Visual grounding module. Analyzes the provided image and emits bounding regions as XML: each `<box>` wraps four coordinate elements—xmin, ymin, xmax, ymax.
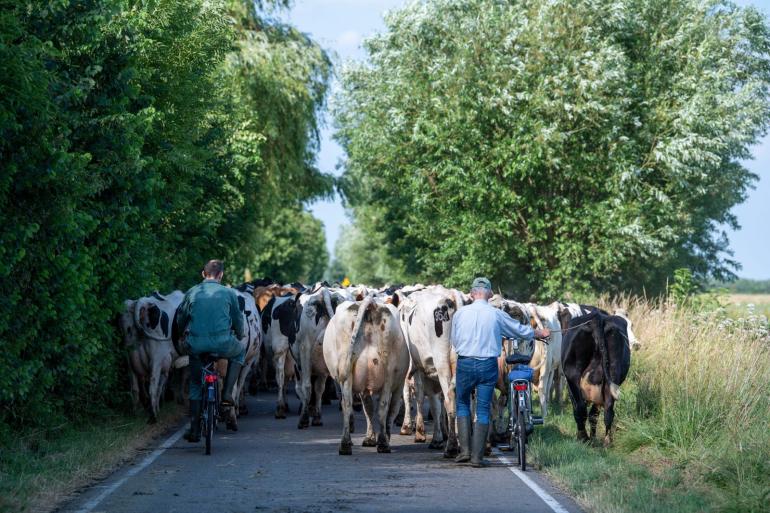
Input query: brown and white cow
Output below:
<box><xmin>119</xmin><ymin>290</ymin><xmax>183</xmax><ymax>423</ymax></box>
<box><xmin>323</xmin><ymin>296</ymin><xmax>409</xmax><ymax>455</ymax></box>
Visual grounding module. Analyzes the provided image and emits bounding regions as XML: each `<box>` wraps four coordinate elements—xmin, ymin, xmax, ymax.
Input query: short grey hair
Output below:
<box><xmin>203</xmin><ymin>259</ymin><xmax>224</xmax><ymax>277</ymax></box>
<box><xmin>471</xmin><ymin>287</ymin><xmax>492</xmax><ymax>298</ymax></box>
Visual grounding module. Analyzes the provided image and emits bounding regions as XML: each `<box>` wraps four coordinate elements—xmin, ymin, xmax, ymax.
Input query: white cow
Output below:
<box><xmin>397</xmin><ymin>286</ymin><xmax>465</xmax><ymax>458</ymax></box>
<box><xmin>323</xmin><ymin>296</ymin><xmax>409</xmax><ymax>455</ymax></box>
<box><xmin>224</xmin><ymin>289</ymin><xmax>263</xmax><ymax>429</ymax></box>
<box><xmin>294</xmin><ymin>287</ymin><xmax>335</xmax><ymax>429</ymax></box>
<box><xmin>119</xmin><ymin>290</ymin><xmax>183</xmax><ymax>423</ymax></box>
<box><xmin>525</xmin><ymin>303</ymin><xmax>564</xmax><ymax>417</ymax></box>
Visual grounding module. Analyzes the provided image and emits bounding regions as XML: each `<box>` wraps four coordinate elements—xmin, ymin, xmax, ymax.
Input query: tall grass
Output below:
<box><xmin>530</xmin><ymin>299</ymin><xmax>770</xmax><ymax>513</ymax></box>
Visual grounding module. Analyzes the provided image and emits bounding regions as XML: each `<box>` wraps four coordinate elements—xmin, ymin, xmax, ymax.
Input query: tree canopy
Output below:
<box><xmin>335</xmin><ymin>0</ymin><xmax>770</xmax><ymax>297</ymax></box>
<box><xmin>0</xmin><ymin>0</ymin><xmax>331</xmax><ymax>428</ymax></box>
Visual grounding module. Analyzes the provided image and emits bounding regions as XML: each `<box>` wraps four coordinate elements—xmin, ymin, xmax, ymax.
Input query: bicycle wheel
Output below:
<box><xmin>517</xmin><ymin>404</ymin><xmax>527</xmax><ymax>471</ymax></box>
<box><xmin>205</xmin><ymin>391</ymin><xmax>214</xmax><ymax>455</ymax></box>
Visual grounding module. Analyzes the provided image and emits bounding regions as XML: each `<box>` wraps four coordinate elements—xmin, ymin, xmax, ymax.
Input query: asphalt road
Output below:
<box><xmin>60</xmin><ymin>391</ymin><xmax>584</xmax><ymax>513</ymax></box>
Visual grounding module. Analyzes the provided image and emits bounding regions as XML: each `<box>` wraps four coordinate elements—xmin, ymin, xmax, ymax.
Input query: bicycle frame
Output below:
<box><xmin>201</xmin><ymin>361</ymin><xmax>219</xmax><ymax>455</ymax></box>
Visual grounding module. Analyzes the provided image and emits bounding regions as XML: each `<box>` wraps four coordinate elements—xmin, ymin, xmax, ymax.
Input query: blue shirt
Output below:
<box><xmin>451</xmin><ymin>299</ymin><xmax>535</xmax><ymax>358</ymax></box>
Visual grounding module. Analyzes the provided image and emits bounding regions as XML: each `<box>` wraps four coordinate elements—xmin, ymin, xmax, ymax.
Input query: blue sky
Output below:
<box><xmin>283</xmin><ymin>0</ymin><xmax>770</xmax><ymax>280</ymax></box>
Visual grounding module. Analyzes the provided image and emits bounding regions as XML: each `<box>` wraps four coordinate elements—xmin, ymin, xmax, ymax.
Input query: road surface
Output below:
<box><xmin>60</xmin><ymin>391</ymin><xmax>584</xmax><ymax>513</ymax></box>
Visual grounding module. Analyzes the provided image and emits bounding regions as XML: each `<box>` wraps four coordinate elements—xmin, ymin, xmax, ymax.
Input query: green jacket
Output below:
<box><xmin>176</xmin><ymin>279</ymin><xmax>244</xmax><ymax>346</ymax></box>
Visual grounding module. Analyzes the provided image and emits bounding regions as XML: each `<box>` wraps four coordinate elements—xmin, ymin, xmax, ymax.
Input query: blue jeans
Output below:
<box><xmin>455</xmin><ymin>356</ymin><xmax>498</xmax><ymax>425</ymax></box>
<box><xmin>188</xmin><ymin>335</ymin><xmax>246</xmax><ymax>401</ymax></box>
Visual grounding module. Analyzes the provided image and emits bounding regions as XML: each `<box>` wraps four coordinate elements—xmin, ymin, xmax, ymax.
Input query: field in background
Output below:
<box><xmin>724</xmin><ymin>294</ymin><xmax>770</xmax><ymax>319</ymax></box>
<box><xmin>528</xmin><ymin>299</ymin><xmax>770</xmax><ymax>513</ymax></box>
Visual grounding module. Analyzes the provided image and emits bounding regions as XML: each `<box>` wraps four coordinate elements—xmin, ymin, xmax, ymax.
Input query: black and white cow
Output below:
<box><xmin>261</xmin><ymin>293</ymin><xmax>301</xmax><ymax>418</ymax></box>
<box><xmin>293</xmin><ymin>287</ymin><xmax>336</xmax><ymax>429</ymax></box>
<box><xmin>561</xmin><ymin>311</ymin><xmax>631</xmax><ymax>446</ymax></box>
<box><xmin>119</xmin><ymin>290</ymin><xmax>184</xmax><ymax>423</ymax></box>
<box><xmin>397</xmin><ymin>285</ymin><xmax>466</xmax><ymax>458</ymax></box>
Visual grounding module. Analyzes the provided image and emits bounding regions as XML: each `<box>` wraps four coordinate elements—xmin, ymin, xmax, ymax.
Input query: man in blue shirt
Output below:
<box><xmin>451</xmin><ymin>277</ymin><xmax>550</xmax><ymax>467</ymax></box>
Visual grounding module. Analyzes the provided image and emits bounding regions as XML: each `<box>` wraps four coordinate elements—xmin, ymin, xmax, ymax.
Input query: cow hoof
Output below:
<box><xmin>298</xmin><ymin>420</ymin><xmax>309</xmax><ymax>429</ymax></box>
<box><xmin>339</xmin><ymin>443</ymin><xmax>353</xmax><ymax>456</ymax></box>
<box><xmin>239</xmin><ymin>405</ymin><xmax>248</xmax><ymax>416</ymax></box>
<box><xmin>377</xmin><ymin>445</ymin><xmax>391</xmax><ymax>454</ymax></box>
<box><xmin>444</xmin><ymin>447</ymin><xmax>458</xmax><ymax>458</ymax></box>
<box><xmin>428</xmin><ymin>439</ymin><xmax>444</xmax><ymax>450</ymax></box>
<box><xmin>147</xmin><ymin>417</ymin><xmax>158</xmax><ymax>425</ymax></box>
<box><xmin>577</xmin><ymin>431</ymin><xmax>589</xmax><ymax>443</ymax></box>
<box><xmin>400</xmin><ymin>426</ymin><xmax>413</xmax><ymax>436</ymax></box>
<box><xmin>227</xmin><ymin>420</ymin><xmax>238</xmax><ymax>432</ymax></box>
<box><xmin>414</xmin><ymin>433</ymin><xmax>427</xmax><ymax>443</ymax></box>
<box><xmin>322</xmin><ymin>397</ymin><xmax>331</xmax><ymax>405</ymax></box>
<box><xmin>603</xmin><ymin>436</ymin><xmax>612</xmax><ymax>448</ymax></box>
<box><xmin>275</xmin><ymin>412</ymin><xmax>287</xmax><ymax>419</ymax></box>
<box><xmin>362</xmin><ymin>437</ymin><xmax>377</xmax><ymax>447</ymax></box>
<box><xmin>311</xmin><ymin>417</ymin><xmax>323</xmax><ymax>427</ymax></box>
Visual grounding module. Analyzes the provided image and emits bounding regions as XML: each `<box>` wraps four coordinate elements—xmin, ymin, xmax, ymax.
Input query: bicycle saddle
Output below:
<box><xmin>506</xmin><ymin>353</ymin><xmax>532</xmax><ymax>365</ymax></box>
<box><xmin>199</xmin><ymin>353</ymin><xmax>222</xmax><ymax>363</ymax></box>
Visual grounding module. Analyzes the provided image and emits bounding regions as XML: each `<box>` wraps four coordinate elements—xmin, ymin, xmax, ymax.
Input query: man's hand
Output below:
<box><xmin>534</xmin><ymin>328</ymin><xmax>551</xmax><ymax>339</ymax></box>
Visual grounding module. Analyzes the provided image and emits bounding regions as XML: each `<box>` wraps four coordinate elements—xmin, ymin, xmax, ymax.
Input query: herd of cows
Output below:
<box><xmin>118</xmin><ymin>279</ymin><xmax>640</xmax><ymax>456</ymax></box>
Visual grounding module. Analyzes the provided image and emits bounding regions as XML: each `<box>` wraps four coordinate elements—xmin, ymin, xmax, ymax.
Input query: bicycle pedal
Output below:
<box><xmin>532</xmin><ymin>416</ymin><xmax>544</xmax><ymax>425</ymax></box>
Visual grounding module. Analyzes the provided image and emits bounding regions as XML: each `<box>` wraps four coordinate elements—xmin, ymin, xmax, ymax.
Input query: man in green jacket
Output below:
<box><xmin>176</xmin><ymin>259</ymin><xmax>245</xmax><ymax>442</ymax></box>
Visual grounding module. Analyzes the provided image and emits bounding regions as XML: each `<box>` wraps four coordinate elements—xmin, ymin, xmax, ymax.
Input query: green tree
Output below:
<box><xmin>0</xmin><ymin>0</ymin><xmax>332</xmax><ymax>429</ymax></box>
<box><xmin>336</xmin><ymin>0</ymin><xmax>770</xmax><ymax>297</ymax></box>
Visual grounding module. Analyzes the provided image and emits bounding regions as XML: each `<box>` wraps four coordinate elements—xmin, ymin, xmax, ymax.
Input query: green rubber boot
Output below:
<box><xmin>470</xmin><ymin>423</ymin><xmax>490</xmax><ymax>468</ymax></box>
<box><xmin>455</xmin><ymin>416</ymin><xmax>471</xmax><ymax>463</ymax></box>
<box><xmin>183</xmin><ymin>400</ymin><xmax>201</xmax><ymax>443</ymax></box>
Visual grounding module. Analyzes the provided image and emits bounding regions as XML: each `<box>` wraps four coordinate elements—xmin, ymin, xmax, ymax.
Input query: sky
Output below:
<box><xmin>282</xmin><ymin>0</ymin><xmax>770</xmax><ymax>280</ymax></box>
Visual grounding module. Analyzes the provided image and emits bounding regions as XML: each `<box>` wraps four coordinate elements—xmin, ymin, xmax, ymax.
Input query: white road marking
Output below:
<box><xmin>494</xmin><ymin>449</ymin><xmax>572</xmax><ymax>513</ymax></box>
<box><xmin>73</xmin><ymin>425</ymin><xmax>187</xmax><ymax>513</ymax></box>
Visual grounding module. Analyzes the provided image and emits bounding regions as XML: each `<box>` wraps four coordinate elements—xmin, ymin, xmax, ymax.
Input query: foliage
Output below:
<box><xmin>331</xmin><ymin>222</ymin><xmax>412</xmax><ymax>286</ymax></box>
<box><xmin>0</xmin><ymin>0</ymin><xmax>331</xmax><ymax>428</ymax></box>
<box><xmin>335</xmin><ymin>0</ymin><xmax>770</xmax><ymax>297</ymax></box>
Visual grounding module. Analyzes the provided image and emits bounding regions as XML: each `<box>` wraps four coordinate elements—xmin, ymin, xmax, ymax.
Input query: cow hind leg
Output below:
<box><xmin>427</xmin><ymin>392</ymin><xmax>445</xmax><ymax>450</ymax></box>
<box><xmin>399</xmin><ymin>379</ymin><xmax>414</xmax><ymax>435</ymax></box>
<box><xmin>603</xmin><ymin>396</ymin><xmax>616</xmax><ymax>447</ymax></box>
<box><xmin>311</xmin><ymin>374</ymin><xmax>326</xmax><ymax>426</ymax></box>
<box><xmin>438</xmin><ymin>374</ymin><xmax>458</xmax><ymax>458</ymax></box>
<box><xmin>413</xmin><ymin>374</ymin><xmax>427</xmax><ymax>443</ymax></box>
<box><xmin>274</xmin><ymin>352</ymin><xmax>288</xmax><ymax>419</ymax></box>
<box><xmin>339</xmin><ymin>379</ymin><xmax>354</xmax><ymax>455</ymax></box>
<box><xmin>361</xmin><ymin>393</ymin><xmax>377</xmax><ymax>447</ymax></box>
<box><xmin>564</xmin><ymin>372</ymin><xmax>589</xmax><ymax>442</ymax></box>
<box><xmin>376</xmin><ymin>388</ymin><xmax>395</xmax><ymax>453</ymax></box>
<box><xmin>588</xmin><ymin>404</ymin><xmax>600</xmax><ymax>441</ymax></box>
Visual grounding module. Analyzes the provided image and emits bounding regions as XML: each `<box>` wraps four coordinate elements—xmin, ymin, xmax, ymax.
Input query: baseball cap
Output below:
<box><xmin>471</xmin><ymin>277</ymin><xmax>492</xmax><ymax>290</ymax></box>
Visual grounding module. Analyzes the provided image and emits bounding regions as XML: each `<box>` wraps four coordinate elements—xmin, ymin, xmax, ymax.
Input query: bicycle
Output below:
<box><xmin>199</xmin><ymin>353</ymin><xmax>221</xmax><ymax>455</ymax></box>
<box><xmin>504</xmin><ymin>339</ymin><xmax>543</xmax><ymax>471</ymax></box>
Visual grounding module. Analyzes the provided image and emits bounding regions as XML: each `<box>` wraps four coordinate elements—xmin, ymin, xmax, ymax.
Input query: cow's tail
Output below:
<box><xmin>322</xmin><ymin>288</ymin><xmax>335</xmax><ymax>320</ymax></box>
<box><xmin>592</xmin><ymin>314</ymin><xmax>620</xmax><ymax>400</ymax></box>
<box><xmin>338</xmin><ymin>296</ymin><xmax>372</xmax><ymax>383</ymax></box>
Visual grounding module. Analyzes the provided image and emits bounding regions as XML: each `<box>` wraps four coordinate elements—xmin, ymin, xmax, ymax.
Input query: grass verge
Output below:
<box><xmin>0</xmin><ymin>405</ymin><xmax>183</xmax><ymax>513</ymax></box>
<box><xmin>526</xmin><ymin>300</ymin><xmax>770</xmax><ymax>513</ymax></box>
